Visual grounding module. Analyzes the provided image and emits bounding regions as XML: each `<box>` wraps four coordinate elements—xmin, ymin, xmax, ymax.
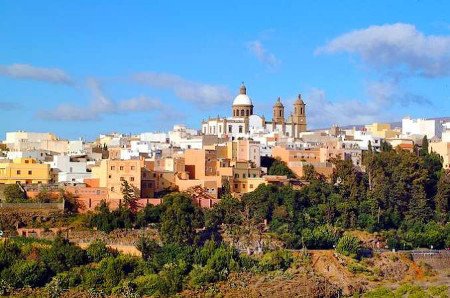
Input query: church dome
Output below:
<box><xmin>232</xmin><ymin>82</ymin><xmax>253</xmax><ymax>106</ymax></box>
<box><xmin>233</xmin><ymin>94</ymin><xmax>252</xmax><ymax>106</ymax></box>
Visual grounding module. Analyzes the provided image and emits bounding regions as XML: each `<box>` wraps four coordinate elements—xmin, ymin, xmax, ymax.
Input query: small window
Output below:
<box><xmin>243</xmin><ymin>174</ymin><xmax>246</xmax><ymax>178</ymax></box>
<box><xmin>242</xmin><ymin>184</ymin><xmax>245</xmax><ymax>188</ymax></box>
<box><xmin>16</xmin><ymin>170</ymin><xmax>21</xmax><ymax>175</ymax></box>
<box><xmin>234</xmin><ymin>184</ymin><xmax>238</xmax><ymax>188</ymax></box>
<box><xmin>239</xmin><ymin>126</ymin><xmax>243</xmax><ymax>133</ymax></box>
<box><xmin>108</xmin><ymin>175</ymin><xmax>112</xmax><ymax>178</ymax></box>
<box><xmin>228</xmin><ymin>125</ymin><xmax>232</xmax><ymax>133</ymax></box>
<box><xmin>28</xmin><ymin>170</ymin><xmax>32</xmax><ymax>175</ymax></box>
<box><xmin>25</xmin><ymin>160</ymin><xmax>29</xmax><ymax>164</ymax></box>
<box><xmin>111</xmin><ymin>187</ymin><xmax>114</xmax><ymax>191</ymax></box>
<box><xmin>131</xmin><ymin>166</ymin><xmax>135</xmax><ymax>170</ymax></box>
<box><xmin>120</xmin><ymin>177</ymin><xmax>124</xmax><ymax>181</ymax></box>
<box><xmin>250</xmin><ymin>184</ymin><xmax>253</xmax><ymax>189</ymax></box>
<box><xmin>130</xmin><ymin>177</ymin><xmax>135</xmax><ymax>182</ymax></box>
<box><xmin>111</xmin><ymin>166</ymin><xmax>115</xmax><ymax>170</ymax></box>
<box><xmin>120</xmin><ymin>166</ymin><xmax>124</xmax><ymax>170</ymax></box>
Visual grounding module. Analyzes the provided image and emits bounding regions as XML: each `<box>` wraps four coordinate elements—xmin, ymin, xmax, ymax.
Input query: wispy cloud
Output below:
<box><xmin>133</xmin><ymin>72</ymin><xmax>231</xmax><ymax>107</ymax></box>
<box><xmin>316</xmin><ymin>23</ymin><xmax>450</xmax><ymax>78</ymax></box>
<box><xmin>301</xmin><ymin>80</ymin><xmax>430</xmax><ymax>128</ymax></box>
<box><xmin>247</xmin><ymin>40</ymin><xmax>281</xmax><ymax>69</ymax></box>
<box><xmin>0</xmin><ymin>101</ymin><xmax>21</xmax><ymax>111</ymax></box>
<box><xmin>0</xmin><ymin>63</ymin><xmax>73</xmax><ymax>84</ymax></box>
<box><xmin>37</xmin><ymin>78</ymin><xmax>163</xmax><ymax>121</ymax></box>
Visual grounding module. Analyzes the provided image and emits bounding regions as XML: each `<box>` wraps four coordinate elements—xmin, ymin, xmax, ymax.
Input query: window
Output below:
<box><xmin>229</xmin><ymin>125</ymin><xmax>232</xmax><ymax>133</ymax></box>
<box><xmin>111</xmin><ymin>166</ymin><xmax>115</xmax><ymax>170</ymax></box>
<box><xmin>219</xmin><ymin>126</ymin><xmax>222</xmax><ymax>133</ymax></box>
<box><xmin>16</xmin><ymin>170</ymin><xmax>21</xmax><ymax>175</ymax></box>
<box><xmin>253</xmin><ymin>174</ymin><xmax>256</xmax><ymax>178</ymax></box>
<box><xmin>120</xmin><ymin>166</ymin><xmax>124</xmax><ymax>170</ymax></box>
<box><xmin>96</xmin><ymin>190</ymin><xmax>100</xmax><ymax>195</ymax></box>
<box><xmin>246</xmin><ymin>110</ymin><xmax>249</xmax><ymax>116</ymax></box>
<box><xmin>120</xmin><ymin>177</ymin><xmax>124</xmax><ymax>181</ymax></box>
<box><xmin>234</xmin><ymin>173</ymin><xmax>239</xmax><ymax>178</ymax></box>
<box><xmin>250</xmin><ymin>184</ymin><xmax>253</xmax><ymax>189</ymax></box>
<box><xmin>130</xmin><ymin>177</ymin><xmax>135</xmax><ymax>182</ymax></box>
<box><xmin>25</xmin><ymin>160</ymin><xmax>29</xmax><ymax>164</ymax></box>
<box><xmin>108</xmin><ymin>175</ymin><xmax>112</xmax><ymax>178</ymax></box>
<box><xmin>131</xmin><ymin>166</ymin><xmax>135</xmax><ymax>170</ymax></box>
<box><xmin>28</xmin><ymin>170</ymin><xmax>32</xmax><ymax>175</ymax></box>
<box><xmin>279</xmin><ymin>110</ymin><xmax>282</xmax><ymax>117</ymax></box>
<box><xmin>234</xmin><ymin>184</ymin><xmax>238</xmax><ymax>188</ymax></box>
<box><xmin>242</xmin><ymin>184</ymin><xmax>245</xmax><ymax>188</ymax></box>
<box><xmin>239</xmin><ymin>126</ymin><xmax>243</xmax><ymax>133</ymax></box>
<box><xmin>243</xmin><ymin>174</ymin><xmax>246</xmax><ymax>178</ymax></box>
<box><xmin>111</xmin><ymin>187</ymin><xmax>114</xmax><ymax>191</ymax></box>
<box><xmin>143</xmin><ymin>173</ymin><xmax>147</xmax><ymax>178</ymax></box>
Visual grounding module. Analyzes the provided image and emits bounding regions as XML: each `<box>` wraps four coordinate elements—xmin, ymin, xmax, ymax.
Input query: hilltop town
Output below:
<box><xmin>0</xmin><ymin>84</ymin><xmax>449</xmax><ymax>297</ymax></box>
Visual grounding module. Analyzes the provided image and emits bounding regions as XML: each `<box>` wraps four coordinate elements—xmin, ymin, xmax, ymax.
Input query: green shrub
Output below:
<box><xmin>86</xmin><ymin>240</ymin><xmax>117</xmax><ymax>262</ymax></box>
<box><xmin>259</xmin><ymin>250</ymin><xmax>293</xmax><ymax>271</ymax></box>
<box><xmin>336</xmin><ymin>234</ymin><xmax>360</xmax><ymax>258</ymax></box>
<box><xmin>187</xmin><ymin>265</ymin><xmax>216</xmax><ymax>288</ymax></box>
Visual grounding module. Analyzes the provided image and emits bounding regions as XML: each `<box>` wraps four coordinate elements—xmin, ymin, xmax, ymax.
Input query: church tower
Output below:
<box><xmin>232</xmin><ymin>83</ymin><xmax>253</xmax><ymax>118</ymax></box>
<box><xmin>272</xmin><ymin>97</ymin><xmax>284</xmax><ymax>124</ymax></box>
<box><xmin>293</xmin><ymin>94</ymin><xmax>307</xmax><ymax>136</ymax></box>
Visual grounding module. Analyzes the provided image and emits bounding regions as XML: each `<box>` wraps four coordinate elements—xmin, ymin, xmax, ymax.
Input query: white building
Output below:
<box><xmin>46</xmin><ymin>155</ymin><xmax>91</xmax><ymax>183</ymax></box>
<box><xmin>353</xmin><ymin>130</ymin><xmax>382</xmax><ymax>151</ymax></box>
<box><xmin>402</xmin><ymin>117</ymin><xmax>443</xmax><ymax>139</ymax></box>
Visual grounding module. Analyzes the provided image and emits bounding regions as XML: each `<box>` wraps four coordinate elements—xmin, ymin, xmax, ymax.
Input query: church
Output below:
<box><xmin>201</xmin><ymin>83</ymin><xmax>307</xmax><ymax>139</ymax></box>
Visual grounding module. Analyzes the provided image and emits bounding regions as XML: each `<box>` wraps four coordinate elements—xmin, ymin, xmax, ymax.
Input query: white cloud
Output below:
<box><xmin>0</xmin><ymin>63</ymin><xmax>73</xmax><ymax>84</ymax></box>
<box><xmin>133</xmin><ymin>72</ymin><xmax>231</xmax><ymax>107</ymax></box>
<box><xmin>301</xmin><ymin>80</ymin><xmax>429</xmax><ymax>128</ymax></box>
<box><xmin>38</xmin><ymin>79</ymin><xmax>164</xmax><ymax>121</ymax></box>
<box><xmin>247</xmin><ymin>40</ymin><xmax>281</xmax><ymax>68</ymax></box>
<box><xmin>316</xmin><ymin>23</ymin><xmax>450</xmax><ymax>77</ymax></box>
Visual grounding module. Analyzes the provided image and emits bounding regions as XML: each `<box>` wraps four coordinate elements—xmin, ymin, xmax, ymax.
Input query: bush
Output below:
<box><xmin>86</xmin><ymin>240</ymin><xmax>117</xmax><ymax>262</ymax></box>
<box><xmin>259</xmin><ymin>250</ymin><xmax>293</xmax><ymax>271</ymax></box>
<box><xmin>336</xmin><ymin>234</ymin><xmax>360</xmax><ymax>258</ymax></box>
<box><xmin>3</xmin><ymin>184</ymin><xmax>26</xmax><ymax>203</ymax></box>
<box><xmin>10</xmin><ymin>260</ymin><xmax>49</xmax><ymax>288</ymax></box>
<box><xmin>187</xmin><ymin>265</ymin><xmax>216</xmax><ymax>288</ymax></box>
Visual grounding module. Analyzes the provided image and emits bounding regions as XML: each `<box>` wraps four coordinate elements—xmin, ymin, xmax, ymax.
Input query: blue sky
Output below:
<box><xmin>1</xmin><ymin>1</ymin><xmax>450</xmax><ymax>140</ymax></box>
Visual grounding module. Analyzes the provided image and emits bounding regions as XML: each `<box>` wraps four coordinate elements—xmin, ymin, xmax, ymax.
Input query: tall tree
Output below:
<box><xmin>121</xmin><ymin>180</ymin><xmax>139</xmax><ymax>213</ymax></box>
<box><xmin>160</xmin><ymin>193</ymin><xmax>197</xmax><ymax>245</ymax></box>
<box><xmin>435</xmin><ymin>171</ymin><xmax>450</xmax><ymax>223</ymax></box>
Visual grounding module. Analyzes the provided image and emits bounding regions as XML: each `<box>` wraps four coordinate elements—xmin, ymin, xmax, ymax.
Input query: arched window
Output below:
<box><xmin>279</xmin><ymin>110</ymin><xmax>282</xmax><ymax>117</ymax></box>
<box><xmin>241</xmin><ymin>109</ymin><xmax>244</xmax><ymax>116</ymax></box>
<box><xmin>300</xmin><ymin>108</ymin><xmax>303</xmax><ymax>114</ymax></box>
<box><xmin>295</xmin><ymin>107</ymin><xmax>297</xmax><ymax>114</ymax></box>
<box><xmin>233</xmin><ymin>110</ymin><xmax>235</xmax><ymax>116</ymax></box>
<box><xmin>246</xmin><ymin>110</ymin><xmax>249</xmax><ymax>116</ymax></box>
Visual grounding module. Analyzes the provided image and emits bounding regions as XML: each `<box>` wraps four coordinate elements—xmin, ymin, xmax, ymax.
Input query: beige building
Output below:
<box><xmin>429</xmin><ymin>141</ymin><xmax>450</xmax><ymax>169</ymax></box>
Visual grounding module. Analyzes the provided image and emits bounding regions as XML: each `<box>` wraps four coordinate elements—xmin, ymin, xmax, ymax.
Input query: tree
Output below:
<box><xmin>3</xmin><ymin>184</ymin><xmax>26</xmax><ymax>203</ymax></box>
<box><xmin>419</xmin><ymin>135</ymin><xmax>429</xmax><ymax>156</ymax></box>
<box><xmin>435</xmin><ymin>172</ymin><xmax>450</xmax><ymax>223</ymax></box>
<box><xmin>121</xmin><ymin>180</ymin><xmax>139</xmax><ymax>213</ymax></box>
<box><xmin>160</xmin><ymin>193</ymin><xmax>197</xmax><ymax>245</ymax></box>
<box><xmin>268</xmin><ymin>159</ymin><xmax>296</xmax><ymax>178</ymax></box>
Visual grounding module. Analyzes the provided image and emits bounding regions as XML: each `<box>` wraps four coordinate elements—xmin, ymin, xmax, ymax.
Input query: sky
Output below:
<box><xmin>1</xmin><ymin>1</ymin><xmax>450</xmax><ymax>140</ymax></box>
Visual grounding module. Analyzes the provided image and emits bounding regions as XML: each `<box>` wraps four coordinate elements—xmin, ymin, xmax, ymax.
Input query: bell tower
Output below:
<box><xmin>272</xmin><ymin>97</ymin><xmax>284</xmax><ymax>124</ymax></box>
<box><xmin>293</xmin><ymin>94</ymin><xmax>307</xmax><ymax>136</ymax></box>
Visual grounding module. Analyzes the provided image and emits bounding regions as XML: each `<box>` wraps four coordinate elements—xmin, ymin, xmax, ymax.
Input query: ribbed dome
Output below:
<box><xmin>233</xmin><ymin>94</ymin><xmax>252</xmax><ymax>106</ymax></box>
<box><xmin>232</xmin><ymin>82</ymin><xmax>252</xmax><ymax>106</ymax></box>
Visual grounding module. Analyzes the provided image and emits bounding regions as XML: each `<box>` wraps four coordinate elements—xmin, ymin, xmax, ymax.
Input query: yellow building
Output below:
<box><xmin>365</xmin><ymin>123</ymin><xmax>399</xmax><ymax>139</ymax></box>
<box><xmin>0</xmin><ymin>158</ymin><xmax>50</xmax><ymax>184</ymax></box>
